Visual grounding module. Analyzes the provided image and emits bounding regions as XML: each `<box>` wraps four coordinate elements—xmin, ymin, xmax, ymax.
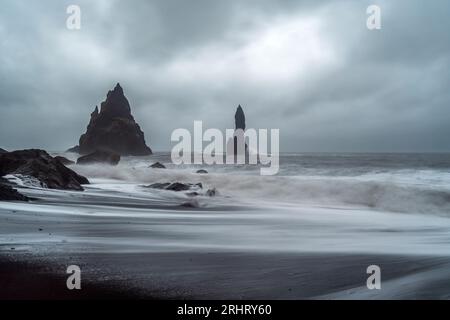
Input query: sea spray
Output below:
<box><xmin>70</xmin><ymin>158</ymin><xmax>450</xmax><ymax>216</ymax></box>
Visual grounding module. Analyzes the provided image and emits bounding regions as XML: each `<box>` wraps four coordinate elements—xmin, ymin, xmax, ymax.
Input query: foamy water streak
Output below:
<box><xmin>2</xmin><ymin>152</ymin><xmax>450</xmax><ymax>257</ymax></box>
<box><xmin>2</xmin><ymin>179</ymin><xmax>450</xmax><ymax>256</ymax></box>
<box><xmin>65</xmin><ymin>152</ymin><xmax>450</xmax><ymax>216</ymax></box>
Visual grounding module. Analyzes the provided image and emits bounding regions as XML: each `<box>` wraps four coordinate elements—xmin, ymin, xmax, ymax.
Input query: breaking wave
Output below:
<box><xmin>71</xmin><ymin>162</ymin><xmax>450</xmax><ymax>216</ymax></box>
<box><xmin>4</xmin><ymin>174</ymin><xmax>48</xmax><ymax>188</ymax></box>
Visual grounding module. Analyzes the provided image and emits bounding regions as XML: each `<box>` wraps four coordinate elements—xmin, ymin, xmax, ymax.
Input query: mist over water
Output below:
<box><xmin>66</xmin><ymin>152</ymin><xmax>450</xmax><ymax>216</ymax></box>
<box><xmin>3</xmin><ymin>152</ymin><xmax>450</xmax><ymax>257</ymax></box>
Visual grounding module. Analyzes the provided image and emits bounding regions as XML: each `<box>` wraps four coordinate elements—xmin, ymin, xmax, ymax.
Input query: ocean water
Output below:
<box><xmin>68</xmin><ymin>152</ymin><xmax>450</xmax><ymax>215</ymax></box>
<box><xmin>2</xmin><ymin>152</ymin><xmax>450</xmax><ymax>256</ymax></box>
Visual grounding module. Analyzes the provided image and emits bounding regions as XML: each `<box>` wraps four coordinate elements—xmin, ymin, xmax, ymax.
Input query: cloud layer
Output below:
<box><xmin>0</xmin><ymin>0</ymin><xmax>449</xmax><ymax>152</ymax></box>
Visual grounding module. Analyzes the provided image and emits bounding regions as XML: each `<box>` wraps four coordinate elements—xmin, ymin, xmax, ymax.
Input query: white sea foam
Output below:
<box><xmin>2</xmin><ymin>153</ymin><xmax>450</xmax><ymax>256</ymax></box>
<box><xmin>4</xmin><ymin>174</ymin><xmax>48</xmax><ymax>188</ymax></box>
<box><xmin>70</xmin><ymin>161</ymin><xmax>450</xmax><ymax>215</ymax></box>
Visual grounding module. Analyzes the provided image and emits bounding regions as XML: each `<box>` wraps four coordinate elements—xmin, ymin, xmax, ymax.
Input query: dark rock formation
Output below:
<box><xmin>150</xmin><ymin>162</ymin><xmax>166</xmax><ymax>169</ymax></box>
<box><xmin>146</xmin><ymin>182</ymin><xmax>171</xmax><ymax>189</ymax></box>
<box><xmin>0</xmin><ymin>178</ymin><xmax>30</xmax><ymax>201</ymax></box>
<box><xmin>0</xmin><ymin>149</ymin><xmax>89</xmax><ymax>191</ymax></box>
<box><xmin>66</xmin><ymin>145</ymin><xmax>80</xmax><ymax>153</ymax></box>
<box><xmin>0</xmin><ymin>184</ymin><xmax>30</xmax><ymax>201</ymax></box>
<box><xmin>206</xmin><ymin>188</ymin><xmax>217</xmax><ymax>197</ymax></box>
<box><xmin>77</xmin><ymin>150</ymin><xmax>120</xmax><ymax>165</ymax></box>
<box><xmin>235</xmin><ymin>105</ymin><xmax>246</xmax><ymax>130</ymax></box>
<box><xmin>0</xmin><ymin>148</ymin><xmax>8</xmax><ymax>154</ymax></box>
<box><xmin>166</xmin><ymin>182</ymin><xmax>202</xmax><ymax>191</ymax></box>
<box><xmin>54</xmin><ymin>156</ymin><xmax>75</xmax><ymax>165</ymax></box>
<box><xmin>144</xmin><ymin>181</ymin><xmax>216</xmax><ymax>198</ymax></box>
<box><xmin>78</xmin><ymin>83</ymin><xmax>152</xmax><ymax>156</ymax></box>
<box><xmin>196</xmin><ymin>169</ymin><xmax>208</xmax><ymax>174</ymax></box>
<box><xmin>145</xmin><ymin>182</ymin><xmax>202</xmax><ymax>192</ymax></box>
<box><xmin>227</xmin><ymin>105</ymin><xmax>248</xmax><ymax>157</ymax></box>
<box><xmin>180</xmin><ymin>199</ymin><xmax>200</xmax><ymax>208</ymax></box>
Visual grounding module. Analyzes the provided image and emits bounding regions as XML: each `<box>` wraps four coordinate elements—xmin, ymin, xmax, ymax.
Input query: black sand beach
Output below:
<box><xmin>2</xmin><ymin>178</ymin><xmax>450</xmax><ymax>299</ymax></box>
<box><xmin>2</xmin><ymin>251</ymin><xmax>450</xmax><ymax>299</ymax></box>
<box><xmin>2</xmin><ymin>151</ymin><xmax>450</xmax><ymax>300</ymax></box>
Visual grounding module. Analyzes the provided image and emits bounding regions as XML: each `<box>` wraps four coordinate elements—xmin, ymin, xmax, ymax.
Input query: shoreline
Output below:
<box><xmin>1</xmin><ymin>251</ymin><xmax>450</xmax><ymax>299</ymax></box>
<box><xmin>2</xmin><ymin>154</ymin><xmax>450</xmax><ymax>299</ymax></box>
<box><xmin>0</xmin><ymin>254</ymin><xmax>147</xmax><ymax>300</ymax></box>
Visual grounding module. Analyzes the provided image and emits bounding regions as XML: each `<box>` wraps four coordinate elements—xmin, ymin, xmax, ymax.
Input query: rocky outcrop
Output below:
<box><xmin>54</xmin><ymin>156</ymin><xmax>75</xmax><ymax>165</ymax></box>
<box><xmin>146</xmin><ymin>182</ymin><xmax>171</xmax><ymax>189</ymax></box>
<box><xmin>0</xmin><ymin>148</ymin><xmax>8</xmax><ymax>154</ymax></box>
<box><xmin>144</xmin><ymin>182</ymin><xmax>216</xmax><ymax>197</ymax></box>
<box><xmin>66</xmin><ymin>145</ymin><xmax>80</xmax><ymax>153</ymax></box>
<box><xmin>0</xmin><ymin>183</ymin><xmax>30</xmax><ymax>201</ymax></box>
<box><xmin>0</xmin><ymin>178</ymin><xmax>30</xmax><ymax>201</ymax></box>
<box><xmin>77</xmin><ymin>150</ymin><xmax>120</xmax><ymax>165</ymax></box>
<box><xmin>226</xmin><ymin>105</ymin><xmax>248</xmax><ymax>157</ymax></box>
<box><xmin>0</xmin><ymin>149</ymin><xmax>89</xmax><ymax>191</ymax></box>
<box><xmin>150</xmin><ymin>162</ymin><xmax>166</xmax><ymax>169</ymax></box>
<box><xmin>235</xmin><ymin>105</ymin><xmax>246</xmax><ymax>130</ymax></box>
<box><xmin>180</xmin><ymin>200</ymin><xmax>200</xmax><ymax>208</ymax></box>
<box><xmin>145</xmin><ymin>182</ymin><xmax>203</xmax><ymax>192</ymax></box>
<box><xmin>167</xmin><ymin>182</ymin><xmax>202</xmax><ymax>191</ymax></box>
<box><xmin>205</xmin><ymin>188</ymin><xmax>217</xmax><ymax>197</ymax></box>
<box><xmin>78</xmin><ymin>83</ymin><xmax>152</xmax><ymax>156</ymax></box>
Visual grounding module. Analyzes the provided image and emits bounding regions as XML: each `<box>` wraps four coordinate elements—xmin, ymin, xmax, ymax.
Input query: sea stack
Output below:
<box><xmin>78</xmin><ymin>83</ymin><xmax>152</xmax><ymax>156</ymax></box>
<box><xmin>235</xmin><ymin>105</ymin><xmax>246</xmax><ymax>130</ymax></box>
<box><xmin>226</xmin><ymin>105</ymin><xmax>248</xmax><ymax>158</ymax></box>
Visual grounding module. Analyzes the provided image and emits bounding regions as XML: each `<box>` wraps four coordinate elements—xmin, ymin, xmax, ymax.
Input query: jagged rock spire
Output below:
<box><xmin>78</xmin><ymin>83</ymin><xmax>152</xmax><ymax>156</ymax></box>
<box><xmin>114</xmin><ymin>82</ymin><xmax>122</xmax><ymax>92</ymax></box>
<box><xmin>101</xmin><ymin>82</ymin><xmax>131</xmax><ymax>118</ymax></box>
<box><xmin>92</xmin><ymin>105</ymin><xmax>99</xmax><ymax>116</ymax></box>
<box><xmin>235</xmin><ymin>105</ymin><xmax>246</xmax><ymax>130</ymax></box>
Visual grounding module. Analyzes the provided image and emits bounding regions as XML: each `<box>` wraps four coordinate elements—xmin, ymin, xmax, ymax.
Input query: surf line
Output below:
<box><xmin>171</xmin><ymin>120</ymin><xmax>280</xmax><ymax>175</ymax></box>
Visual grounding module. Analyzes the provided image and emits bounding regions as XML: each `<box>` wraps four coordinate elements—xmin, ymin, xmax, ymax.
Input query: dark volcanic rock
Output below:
<box><xmin>206</xmin><ymin>188</ymin><xmax>217</xmax><ymax>197</ymax></box>
<box><xmin>196</xmin><ymin>169</ymin><xmax>208</xmax><ymax>174</ymax></box>
<box><xmin>0</xmin><ymin>148</ymin><xmax>8</xmax><ymax>154</ymax></box>
<box><xmin>145</xmin><ymin>182</ymin><xmax>202</xmax><ymax>192</ymax></box>
<box><xmin>145</xmin><ymin>181</ymin><xmax>215</xmax><ymax>198</ymax></box>
<box><xmin>66</xmin><ymin>145</ymin><xmax>80</xmax><ymax>153</ymax></box>
<box><xmin>235</xmin><ymin>105</ymin><xmax>246</xmax><ymax>130</ymax></box>
<box><xmin>166</xmin><ymin>182</ymin><xmax>202</xmax><ymax>191</ymax></box>
<box><xmin>226</xmin><ymin>105</ymin><xmax>249</xmax><ymax>157</ymax></box>
<box><xmin>150</xmin><ymin>162</ymin><xmax>166</xmax><ymax>169</ymax></box>
<box><xmin>0</xmin><ymin>178</ymin><xmax>30</xmax><ymax>201</ymax></box>
<box><xmin>180</xmin><ymin>199</ymin><xmax>200</xmax><ymax>208</ymax></box>
<box><xmin>78</xmin><ymin>83</ymin><xmax>152</xmax><ymax>156</ymax></box>
<box><xmin>0</xmin><ymin>184</ymin><xmax>29</xmax><ymax>201</ymax></box>
<box><xmin>54</xmin><ymin>156</ymin><xmax>75</xmax><ymax>165</ymax></box>
<box><xmin>146</xmin><ymin>182</ymin><xmax>171</xmax><ymax>189</ymax></box>
<box><xmin>77</xmin><ymin>150</ymin><xmax>120</xmax><ymax>165</ymax></box>
<box><xmin>0</xmin><ymin>149</ymin><xmax>89</xmax><ymax>191</ymax></box>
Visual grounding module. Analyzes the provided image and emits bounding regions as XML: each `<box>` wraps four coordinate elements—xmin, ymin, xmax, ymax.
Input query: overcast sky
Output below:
<box><xmin>0</xmin><ymin>0</ymin><xmax>449</xmax><ymax>152</ymax></box>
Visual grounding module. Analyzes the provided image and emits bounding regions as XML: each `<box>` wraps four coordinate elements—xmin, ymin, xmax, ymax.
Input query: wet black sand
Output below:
<box><xmin>1</xmin><ymin>251</ymin><xmax>450</xmax><ymax>299</ymax></box>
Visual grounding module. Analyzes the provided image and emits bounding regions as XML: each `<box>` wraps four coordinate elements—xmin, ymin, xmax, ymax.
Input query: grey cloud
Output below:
<box><xmin>0</xmin><ymin>0</ymin><xmax>449</xmax><ymax>152</ymax></box>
